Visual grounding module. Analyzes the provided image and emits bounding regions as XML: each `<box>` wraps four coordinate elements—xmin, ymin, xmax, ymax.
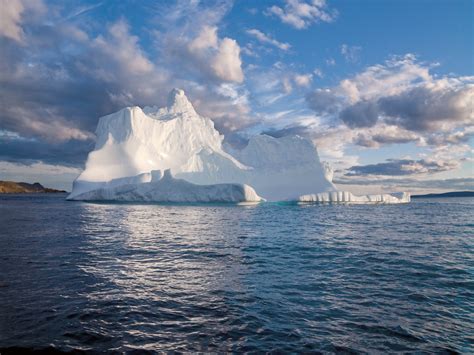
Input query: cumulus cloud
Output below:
<box><xmin>306</xmin><ymin>55</ymin><xmax>474</xmax><ymax>148</ymax></box>
<box><xmin>0</xmin><ymin>16</ymin><xmax>167</xmax><ymax>145</ymax></box>
<box><xmin>188</xmin><ymin>25</ymin><xmax>218</xmax><ymax>51</ymax></box>
<box><xmin>378</xmin><ymin>84</ymin><xmax>474</xmax><ymax>132</ymax></box>
<box><xmin>246</xmin><ymin>28</ymin><xmax>291</xmax><ymax>51</ymax></box>
<box><xmin>92</xmin><ymin>19</ymin><xmax>154</xmax><ymax>76</ymax></box>
<box><xmin>157</xmin><ymin>25</ymin><xmax>244</xmax><ymax>85</ymax></box>
<box><xmin>211</xmin><ymin>37</ymin><xmax>244</xmax><ymax>83</ymax></box>
<box><xmin>266</xmin><ymin>0</ymin><xmax>337</xmax><ymax>29</ymax></box>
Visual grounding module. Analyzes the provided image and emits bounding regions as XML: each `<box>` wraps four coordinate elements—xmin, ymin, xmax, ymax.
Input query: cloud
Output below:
<box><xmin>211</xmin><ymin>37</ymin><xmax>244</xmax><ymax>83</ymax></box>
<box><xmin>340</xmin><ymin>100</ymin><xmax>379</xmax><ymax>128</ymax></box>
<box><xmin>293</xmin><ymin>73</ymin><xmax>313</xmax><ymax>87</ymax></box>
<box><xmin>189</xmin><ymin>25</ymin><xmax>218</xmax><ymax>51</ymax></box>
<box><xmin>0</xmin><ymin>160</ymin><xmax>82</xmax><ymax>190</ymax></box>
<box><xmin>0</xmin><ymin>0</ymin><xmax>25</xmax><ymax>42</ymax></box>
<box><xmin>263</xmin><ymin>124</ymin><xmax>312</xmax><ymax>138</ymax></box>
<box><xmin>313</xmin><ymin>68</ymin><xmax>323</xmax><ymax>78</ymax></box>
<box><xmin>92</xmin><ymin>19</ymin><xmax>154</xmax><ymax>76</ymax></box>
<box><xmin>63</xmin><ymin>1</ymin><xmax>104</xmax><ymax>22</ymax></box>
<box><xmin>0</xmin><ymin>16</ymin><xmax>167</xmax><ymax>145</ymax></box>
<box><xmin>426</xmin><ymin>128</ymin><xmax>474</xmax><ymax>146</ymax></box>
<box><xmin>0</xmin><ymin>0</ymin><xmax>45</xmax><ymax>42</ymax></box>
<box><xmin>266</xmin><ymin>0</ymin><xmax>337</xmax><ymax>29</ymax></box>
<box><xmin>305</xmin><ymin>88</ymin><xmax>341</xmax><ymax>114</ymax></box>
<box><xmin>378</xmin><ymin>84</ymin><xmax>474</xmax><ymax>132</ymax></box>
<box><xmin>306</xmin><ymin>55</ymin><xmax>474</xmax><ymax>148</ymax></box>
<box><xmin>157</xmin><ymin>25</ymin><xmax>244</xmax><ymax>84</ymax></box>
<box><xmin>353</xmin><ymin>125</ymin><xmax>421</xmax><ymax>148</ymax></box>
<box><xmin>337</xmin><ymin>79</ymin><xmax>473</xmax><ymax>132</ymax></box>
<box><xmin>246</xmin><ymin>28</ymin><xmax>291</xmax><ymax>51</ymax></box>
<box><xmin>346</xmin><ymin>158</ymin><xmax>460</xmax><ymax>176</ymax></box>
<box><xmin>341</xmin><ymin>44</ymin><xmax>361</xmax><ymax>63</ymax></box>
<box><xmin>334</xmin><ymin>176</ymin><xmax>474</xmax><ymax>193</ymax></box>
<box><xmin>0</xmin><ymin>132</ymin><xmax>93</xmax><ymax>167</ymax></box>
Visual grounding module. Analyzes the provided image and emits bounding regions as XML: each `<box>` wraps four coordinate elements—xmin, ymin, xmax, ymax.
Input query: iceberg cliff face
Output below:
<box><xmin>69</xmin><ymin>89</ymin><xmax>409</xmax><ymax>204</ymax></box>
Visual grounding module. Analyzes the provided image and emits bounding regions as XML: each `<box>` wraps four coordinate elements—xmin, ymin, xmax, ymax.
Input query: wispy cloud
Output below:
<box><xmin>63</xmin><ymin>1</ymin><xmax>104</xmax><ymax>22</ymax></box>
<box><xmin>341</xmin><ymin>44</ymin><xmax>362</xmax><ymax>63</ymax></box>
<box><xmin>246</xmin><ymin>28</ymin><xmax>291</xmax><ymax>51</ymax></box>
<box><xmin>266</xmin><ymin>0</ymin><xmax>337</xmax><ymax>29</ymax></box>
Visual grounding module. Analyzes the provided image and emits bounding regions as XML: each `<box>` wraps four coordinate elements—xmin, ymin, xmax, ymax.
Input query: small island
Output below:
<box><xmin>0</xmin><ymin>181</ymin><xmax>67</xmax><ymax>194</ymax></box>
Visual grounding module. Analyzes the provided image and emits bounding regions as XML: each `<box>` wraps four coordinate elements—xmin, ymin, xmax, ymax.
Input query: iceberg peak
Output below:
<box><xmin>166</xmin><ymin>88</ymin><xmax>196</xmax><ymax>115</ymax></box>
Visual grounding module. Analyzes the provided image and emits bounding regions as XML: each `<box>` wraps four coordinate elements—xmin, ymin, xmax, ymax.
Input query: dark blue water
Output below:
<box><xmin>0</xmin><ymin>194</ymin><xmax>472</xmax><ymax>353</ymax></box>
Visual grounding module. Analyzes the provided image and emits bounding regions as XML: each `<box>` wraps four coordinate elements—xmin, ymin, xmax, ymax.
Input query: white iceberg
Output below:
<box><xmin>68</xmin><ymin>89</ymin><xmax>409</xmax><ymax>204</ymax></box>
<box><xmin>298</xmin><ymin>191</ymin><xmax>410</xmax><ymax>204</ymax></box>
<box><xmin>69</xmin><ymin>169</ymin><xmax>263</xmax><ymax>203</ymax></box>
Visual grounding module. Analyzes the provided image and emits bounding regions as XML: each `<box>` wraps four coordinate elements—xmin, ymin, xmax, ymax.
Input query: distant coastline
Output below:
<box><xmin>0</xmin><ymin>181</ymin><xmax>67</xmax><ymax>194</ymax></box>
<box><xmin>411</xmin><ymin>191</ymin><xmax>474</xmax><ymax>198</ymax></box>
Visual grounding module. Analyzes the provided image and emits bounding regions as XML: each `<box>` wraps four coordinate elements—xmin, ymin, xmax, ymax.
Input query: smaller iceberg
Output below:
<box><xmin>297</xmin><ymin>191</ymin><xmax>410</xmax><ymax>204</ymax></box>
<box><xmin>67</xmin><ymin>169</ymin><xmax>264</xmax><ymax>203</ymax></box>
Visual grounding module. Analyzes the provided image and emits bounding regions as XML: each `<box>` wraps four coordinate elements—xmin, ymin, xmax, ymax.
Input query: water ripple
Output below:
<box><xmin>0</xmin><ymin>195</ymin><xmax>473</xmax><ymax>353</ymax></box>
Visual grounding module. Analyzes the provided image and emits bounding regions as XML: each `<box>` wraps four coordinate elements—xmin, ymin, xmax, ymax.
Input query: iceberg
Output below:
<box><xmin>70</xmin><ymin>169</ymin><xmax>263</xmax><ymax>203</ymax></box>
<box><xmin>298</xmin><ymin>191</ymin><xmax>410</xmax><ymax>204</ymax></box>
<box><xmin>68</xmin><ymin>89</ymin><xmax>409</xmax><ymax>204</ymax></box>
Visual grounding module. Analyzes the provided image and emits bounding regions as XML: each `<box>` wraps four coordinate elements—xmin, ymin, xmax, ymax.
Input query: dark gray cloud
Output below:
<box><xmin>353</xmin><ymin>133</ymin><xmax>418</xmax><ymax>148</ymax></box>
<box><xmin>262</xmin><ymin>125</ymin><xmax>312</xmax><ymax>138</ymax></box>
<box><xmin>378</xmin><ymin>85</ymin><xmax>473</xmax><ymax>132</ymax></box>
<box><xmin>346</xmin><ymin>158</ymin><xmax>460</xmax><ymax>176</ymax></box>
<box><xmin>340</xmin><ymin>100</ymin><xmax>379</xmax><ymax>128</ymax></box>
<box><xmin>0</xmin><ymin>136</ymin><xmax>93</xmax><ymax>167</ymax></box>
<box><xmin>305</xmin><ymin>89</ymin><xmax>341</xmax><ymax>115</ymax></box>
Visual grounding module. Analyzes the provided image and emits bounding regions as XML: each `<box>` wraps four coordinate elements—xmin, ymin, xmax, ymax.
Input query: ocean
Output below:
<box><xmin>0</xmin><ymin>194</ymin><xmax>472</xmax><ymax>353</ymax></box>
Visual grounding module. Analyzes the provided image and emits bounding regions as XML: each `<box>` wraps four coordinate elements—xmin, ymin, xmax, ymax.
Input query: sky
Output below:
<box><xmin>0</xmin><ymin>0</ymin><xmax>472</xmax><ymax>193</ymax></box>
